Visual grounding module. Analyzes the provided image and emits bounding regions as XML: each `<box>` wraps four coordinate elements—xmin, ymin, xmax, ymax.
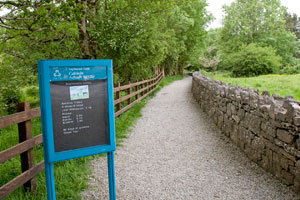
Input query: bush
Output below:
<box><xmin>279</xmin><ymin>64</ymin><xmax>300</xmax><ymax>74</ymax></box>
<box><xmin>23</xmin><ymin>86</ymin><xmax>40</xmax><ymax>108</ymax></box>
<box><xmin>229</xmin><ymin>43</ymin><xmax>282</xmax><ymax>77</ymax></box>
<box><xmin>0</xmin><ymin>87</ymin><xmax>21</xmax><ymax>114</ymax></box>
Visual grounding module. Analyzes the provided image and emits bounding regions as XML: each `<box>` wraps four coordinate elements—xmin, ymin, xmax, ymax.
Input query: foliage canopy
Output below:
<box><xmin>0</xmin><ymin>0</ymin><xmax>211</xmax><ymax>113</ymax></box>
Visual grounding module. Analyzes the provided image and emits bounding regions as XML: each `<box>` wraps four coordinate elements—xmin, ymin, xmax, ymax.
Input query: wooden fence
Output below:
<box><xmin>0</xmin><ymin>71</ymin><xmax>164</xmax><ymax>199</ymax></box>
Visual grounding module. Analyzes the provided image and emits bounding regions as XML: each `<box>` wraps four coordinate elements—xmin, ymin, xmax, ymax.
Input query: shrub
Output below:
<box><xmin>279</xmin><ymin>64</ymin><xmax>300</xmax><ymax>74</ymax></box>
<box><xmin>0</xmin><ymin>87</ymin><xmax>21</xmax><ymax>114</ymax></box>
<box><xmin>23</xmin><ymin>86</ymin><xmax>40</xmax><ymax>108</ymax></box>
<box><xmin>229</xmin><ymin>43</ymin><xmax>282</xmax><ymax>77</ymax></box>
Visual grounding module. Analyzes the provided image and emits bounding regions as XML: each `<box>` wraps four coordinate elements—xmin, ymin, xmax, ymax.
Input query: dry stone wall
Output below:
<box><xmin>192</xmin><ymin>72</ymin><xmax>300</xmax><ymax>193</ymax></box>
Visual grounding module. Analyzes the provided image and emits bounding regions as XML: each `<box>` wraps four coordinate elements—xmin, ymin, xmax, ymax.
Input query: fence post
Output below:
<box><xmin>116</xmin><ymin>83</ymin><xmax>121</xmax><ymax>111</ymax></box>
<box><xmin>151</xmin><ymin>79</ymin><xmax>154</xmax><ymax>91</ymax></box>
<box><xmin>127</xmin><ymin>82</ymin><xmax>132</xmax><ymax>105</ymax></box>
<box><xmin>17</xmin><ymin>101</ymin><xmax>36</xmax><ymax>192</ymax></box>
<box><xmin>135</xmin><ymin>85</ymin><xmax>138</xmax><ymax>100</ymax></box>
<box><xmin>141</xmin><ymin>82</ymin><xmax>144</xmax><ymax>96</ymax></box>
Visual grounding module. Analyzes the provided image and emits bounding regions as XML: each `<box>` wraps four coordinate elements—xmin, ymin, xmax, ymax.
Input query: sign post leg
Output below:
<box><xmin>45</xmin><ymin>162</ymin><xmax>56</xmax><ymax>200</ymax></box>
<box><xmin>107</xmin><ymin>151</ymin><xmax>116</xmax><ymax>200</ymax></box>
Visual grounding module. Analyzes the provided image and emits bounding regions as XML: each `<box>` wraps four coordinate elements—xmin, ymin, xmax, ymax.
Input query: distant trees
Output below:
<box><xmin>216</xmin><ymin>0</ymin><xmax>299</xmax><ymax>76</ymax></box>
<box><xmin>285</xmin><ymin>13</ymin><xmax>300</xmax><ymax>40</ymax></box>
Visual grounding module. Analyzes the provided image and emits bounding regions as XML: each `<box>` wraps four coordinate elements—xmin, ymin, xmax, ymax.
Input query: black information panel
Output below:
<box><xmin>50</xmin><ymin>79</ymin><xmax>109</xmax><ymax>152</ymax></box>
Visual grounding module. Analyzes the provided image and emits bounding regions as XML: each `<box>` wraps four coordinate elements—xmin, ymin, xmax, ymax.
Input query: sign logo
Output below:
<box><xmin>53</xmin><ymin>70</ymin><xmax>61</xmax><ymax>77</ymax></box>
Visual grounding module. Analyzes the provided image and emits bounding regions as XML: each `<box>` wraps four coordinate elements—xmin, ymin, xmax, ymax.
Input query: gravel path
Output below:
<box><xmin>82</xmin><ymin>77</ymin><xmax>300</xmax><ymax>200</ymax></box>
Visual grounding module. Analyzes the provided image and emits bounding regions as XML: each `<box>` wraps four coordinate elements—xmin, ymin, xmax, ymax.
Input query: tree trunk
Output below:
<box><xmin>78</xmin><ymin>0</ymin><xmax>94</xmax><ymax>59</ymax></box>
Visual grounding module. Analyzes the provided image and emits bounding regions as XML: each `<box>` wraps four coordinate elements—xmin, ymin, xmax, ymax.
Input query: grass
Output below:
<box><xmin>0</xmin><ymin>75</ymin><xmax>184</xmax><ymax>200</ymax></box>
<box><xmin>201</xmin><ymin>71</ymin><xmax>300</xmax><ymax>101</ymax></box>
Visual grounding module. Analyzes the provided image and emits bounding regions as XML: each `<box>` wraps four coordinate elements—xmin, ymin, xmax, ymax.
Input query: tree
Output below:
<box><xmin>285</xmin><ymin>12</ymin><xmax>300</xmax><ymax>40</ymax></box>
<box><xmin>218</xmin><ymin>0</ymin><xmax>299</xmax><ymax>70</ymax></box>
<box><xmin>92</xmin><ymin>1</ymin><xmax>177</xmax><ymax>82</ymax></box>
<box><xmin>199</xmin><ymin>28</ymin><xmax>222</xmax><ymax>71</ymax></box>
<box><xmin>168</xmin><ymin>0</ymin><xmax>211</xmax><ymax>73</ymax></box>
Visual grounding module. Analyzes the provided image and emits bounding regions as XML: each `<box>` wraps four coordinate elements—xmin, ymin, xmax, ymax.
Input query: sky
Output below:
<box><xmin>207</xmin><ymin>0</ymin><xmax>300</xmax><ymax>29</ymax></box>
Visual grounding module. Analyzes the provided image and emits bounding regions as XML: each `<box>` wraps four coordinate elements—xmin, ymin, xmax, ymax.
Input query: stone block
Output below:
<box><xmin>224</xmin><ymin>116</ymin><xmax>233</xmax><ymax>136</ymax></box>
<box><xmin>281</xmin><ymin>170</ymin><xmax>294</xmax><ymax>186</ymax></box>
<box><xmin>272</xmin><ymin>94</ymin><xmax>284</xmax><ymax>100</ymax></box>
<box><xmin>262</xmin><ymin>90</ymin><xmax>270</xmax><ymax>96</ymax></box>
<box><xmin>260</xmin><ymin>131</ymin><xmax>274</xmax><ymax>142</ymax></box>
<box><xmin>266</xmin><ymin>148</ymin><xmax>273</xmax><ymax>172</ymax></box>
<box><xmin>237</xmin><ymin>109</ymin><xmax>245</xmax><ymax>121</ymax></box>
<box><xmin>260</xmin><ymin>104</ymin><xmax>270</xmax><ymax>113</ymax></box>
<box><xmin>272</xmin><ymin>153</ymin><xmax>282</xmax><ymax>179</ymax></box>
<box><xmin>277</xmin><ymin>147</ymin><xmax>296</xmax><ymax>162</ymax></box>
<box><xmin>281</xmin><ymin>122</ymin><xmax>293</xmax><ymax>130</ymax></box>
<box><xmin>296</xmin><ymin>161</ymin><xmax>300</xmax><ymax>175</ymax></box>
<box><xmin>232</xmin><ymin>115</ymin><xmax>240</xmax><ymax>123</ymax></box>
<box><xmin>275</xmin><ymin>109</ymin><xmax>287</xmax><ymax>122</ymax></box>
<box><xmin>230</xmin><ymin>124</ymin><xmax>239</xmax><ymax>145</ymax></box>
<box><xmin>294</xmin><ymin>117</ymin><xmax>300</xmax><ymax>126</ymax></box>
<box><xmin>270</xmin><ymin>119</ymin><xmax>282</xmax><ymax>128</ymax></box>
<box><xmin>249</xmin><ymin>92</ymin><xmax>259</xmax><ymax>108</ymax></box>
<box><xmin>291</xmin><ymin>180</ymin><xmax>300</xmax><ymax>194</ymax></box>
<box><xmin>285</xmin><ymin>102</ymin><xmax>300</xmax><ymax>123</ymax></box>
<box><xmin>296</xmin><ymin>139</ymin><xmax>300</xmax><ymax>150</ymax></box>
<box><xmin>266</xmin><ymin>126</ymin><xmax>276</xmax><ymax>138</ymax></box>
<box><xmin>252</xmin><ymin>136</ymin><xmax>265</xmax><ymax>151</ymax></box>
<box><xmin>280</xmin><ymin>157</ymin><xmax>290</xmax><ymax>171</ymax></box>
<box><xmin>245</xmin><ymin>130</ymin><xmax>255</xmax><ymax>146</ymax></box>
<box><xmin>226</xmin><ymin>103</ymin><xmax>232</xmax><ymax>116</ymax></box>
<box><xmin>217</xmin><ymin>115</ymin><xmax>223</xmax><ymax>129</ymax></box>
<box><xmin>247</xmin><ymin>114</ymin><xmax>262</xmax><ymax>135</ymax></box>
<box><xmin>277</xmin><ymin>129</ymin><xmax>294</xmax><ymax>144</ymax></box>
<box><xmin>274</xmin><ymin>138</ymin><xmax>284</xmax><ymax>148</ymax></box>
<box><xmin>269</xmin><ymin>101</ymin><xmax>276</xmax><ymax>120</ymax></box>
<box><xmin>259</xmin><ymin>155</ymin><xmax>269</xmax><ymax>170</ymax></box>
<box><xmin>261</xmin><ymin>120</ymin><xmax>268</xmax><ymax>131</ymax></box>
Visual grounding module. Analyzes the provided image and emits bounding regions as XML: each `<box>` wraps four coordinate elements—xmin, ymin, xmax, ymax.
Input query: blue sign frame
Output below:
<box><xmin>38</xmin><ymin>60</ymin><xmax>116</xmax><ymax>200</ymax></box>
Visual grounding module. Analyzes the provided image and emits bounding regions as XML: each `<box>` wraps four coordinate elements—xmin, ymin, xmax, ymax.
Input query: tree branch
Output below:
<box><xmin>0</xmin><ymin>19</ymin><xmax>48</xmax><ymax>31</ymax></box>
<box><xmin>4</xmin><ymin>50</ymin><xmax>25</xmax><ymax>60</ymax></box>
<box><xmin>0</xmin><ymin>1</ymin><xmax>23</xmax><ymax>7</ymax></box>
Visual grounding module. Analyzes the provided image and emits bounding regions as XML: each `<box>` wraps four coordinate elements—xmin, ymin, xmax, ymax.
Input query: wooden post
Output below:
<box><xmin>127</xmin><ymin>82</ymin><xmax>131</xmax><ymax>105</ymax></box>
<box><xmin>135</xmin><ymin>85</ymin><xmax>138</xmax><ymax>100</ymax></box>
<box><xmin>141</xmin><ymin>82</ymin><xmax>144</xmax><ymax>96</ymax></box>
<box><xmin>17</xmin><ymin>102</ymin><xmax>36</xmax><ymax>192</ymax></box>
<box><xmin>146</xmin><ymin>81</ymin><xmax>149</xmax><ymax>93</ymax></box>
<box><xmin>116</xmin><ymin>83</ymin><xmax>121</xmax><ymax>111</ymax></box>
<box><xmin>151</xmin><ymin>80</ymin><xmax>154</xmax><ymax>91</ymax></box>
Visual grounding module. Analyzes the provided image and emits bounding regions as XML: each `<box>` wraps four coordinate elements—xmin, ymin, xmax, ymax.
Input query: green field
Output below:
<box><xmin>201</xmin><ymin>71</ymin><xmax>300</xmax><ymax>101</ymax></box>
<box><xmin>0</xmin><ymin>75</ymin><xmax>184</xmax><ymax>200</ymax></box>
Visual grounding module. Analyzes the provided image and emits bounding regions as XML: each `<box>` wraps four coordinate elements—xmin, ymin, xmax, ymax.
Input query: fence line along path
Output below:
<box><xmin>82</xmin><ymin>76</ymin><xmax>300</xmax><ymax>200</ymax></box>
<box><xmin>0</xmin><ymin>71</ymin><xmax>163</xmax><ymax>199</ymax></box>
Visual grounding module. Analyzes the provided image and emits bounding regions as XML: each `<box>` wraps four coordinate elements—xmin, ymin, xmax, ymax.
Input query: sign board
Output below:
<box><xmin>38</xmin><ymin>60</ymin><xmax>116</xmax><ymax>200</ymax></box>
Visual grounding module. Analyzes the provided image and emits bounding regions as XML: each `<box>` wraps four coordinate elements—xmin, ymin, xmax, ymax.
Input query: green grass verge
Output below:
<box><xmin>0</xmin><ymin>75</ymin><xmax>184</xmax><ymax>200</ymax></box>
<box><xmin>201</xmin><ymin>71</ymin><xmax>300</xmax><ymax>101</ymax></box>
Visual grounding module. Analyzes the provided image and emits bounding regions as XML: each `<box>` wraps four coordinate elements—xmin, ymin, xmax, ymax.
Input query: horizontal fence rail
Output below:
<box><xmin>0</xmin><ymin>70</ymin><xmax>164</xmax><ymax>199</ymax></box>
<box><xmin>114</xmin><ymin>71</ymin><xmax>164</xmax><ymax>117</ymax></box>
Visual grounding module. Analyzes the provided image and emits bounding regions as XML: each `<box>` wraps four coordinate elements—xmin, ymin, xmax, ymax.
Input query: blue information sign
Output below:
<box><xmin>38</xmin><ymin>60</ymin><xmax>116</xmax><ymax>200</ymax></box>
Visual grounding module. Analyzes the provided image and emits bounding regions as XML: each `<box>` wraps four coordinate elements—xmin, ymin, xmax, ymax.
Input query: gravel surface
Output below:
<box><xmin>82</xmin><ymin>77</ymin><xmax>300</xmax><ymax>200</ymax></box>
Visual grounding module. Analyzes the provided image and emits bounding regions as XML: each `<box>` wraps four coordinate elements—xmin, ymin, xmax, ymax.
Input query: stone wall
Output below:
<box><xmin>192</xmin><ymin>72</ymin><xmax>300</xmax><ymax>193</ymax></box>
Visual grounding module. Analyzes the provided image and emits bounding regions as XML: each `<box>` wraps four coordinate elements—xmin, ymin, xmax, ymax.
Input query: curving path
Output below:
<box><xmin>82</xmin><ymin>77</ymin><xmax>300</xmax><ymax>200</ymax></box>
